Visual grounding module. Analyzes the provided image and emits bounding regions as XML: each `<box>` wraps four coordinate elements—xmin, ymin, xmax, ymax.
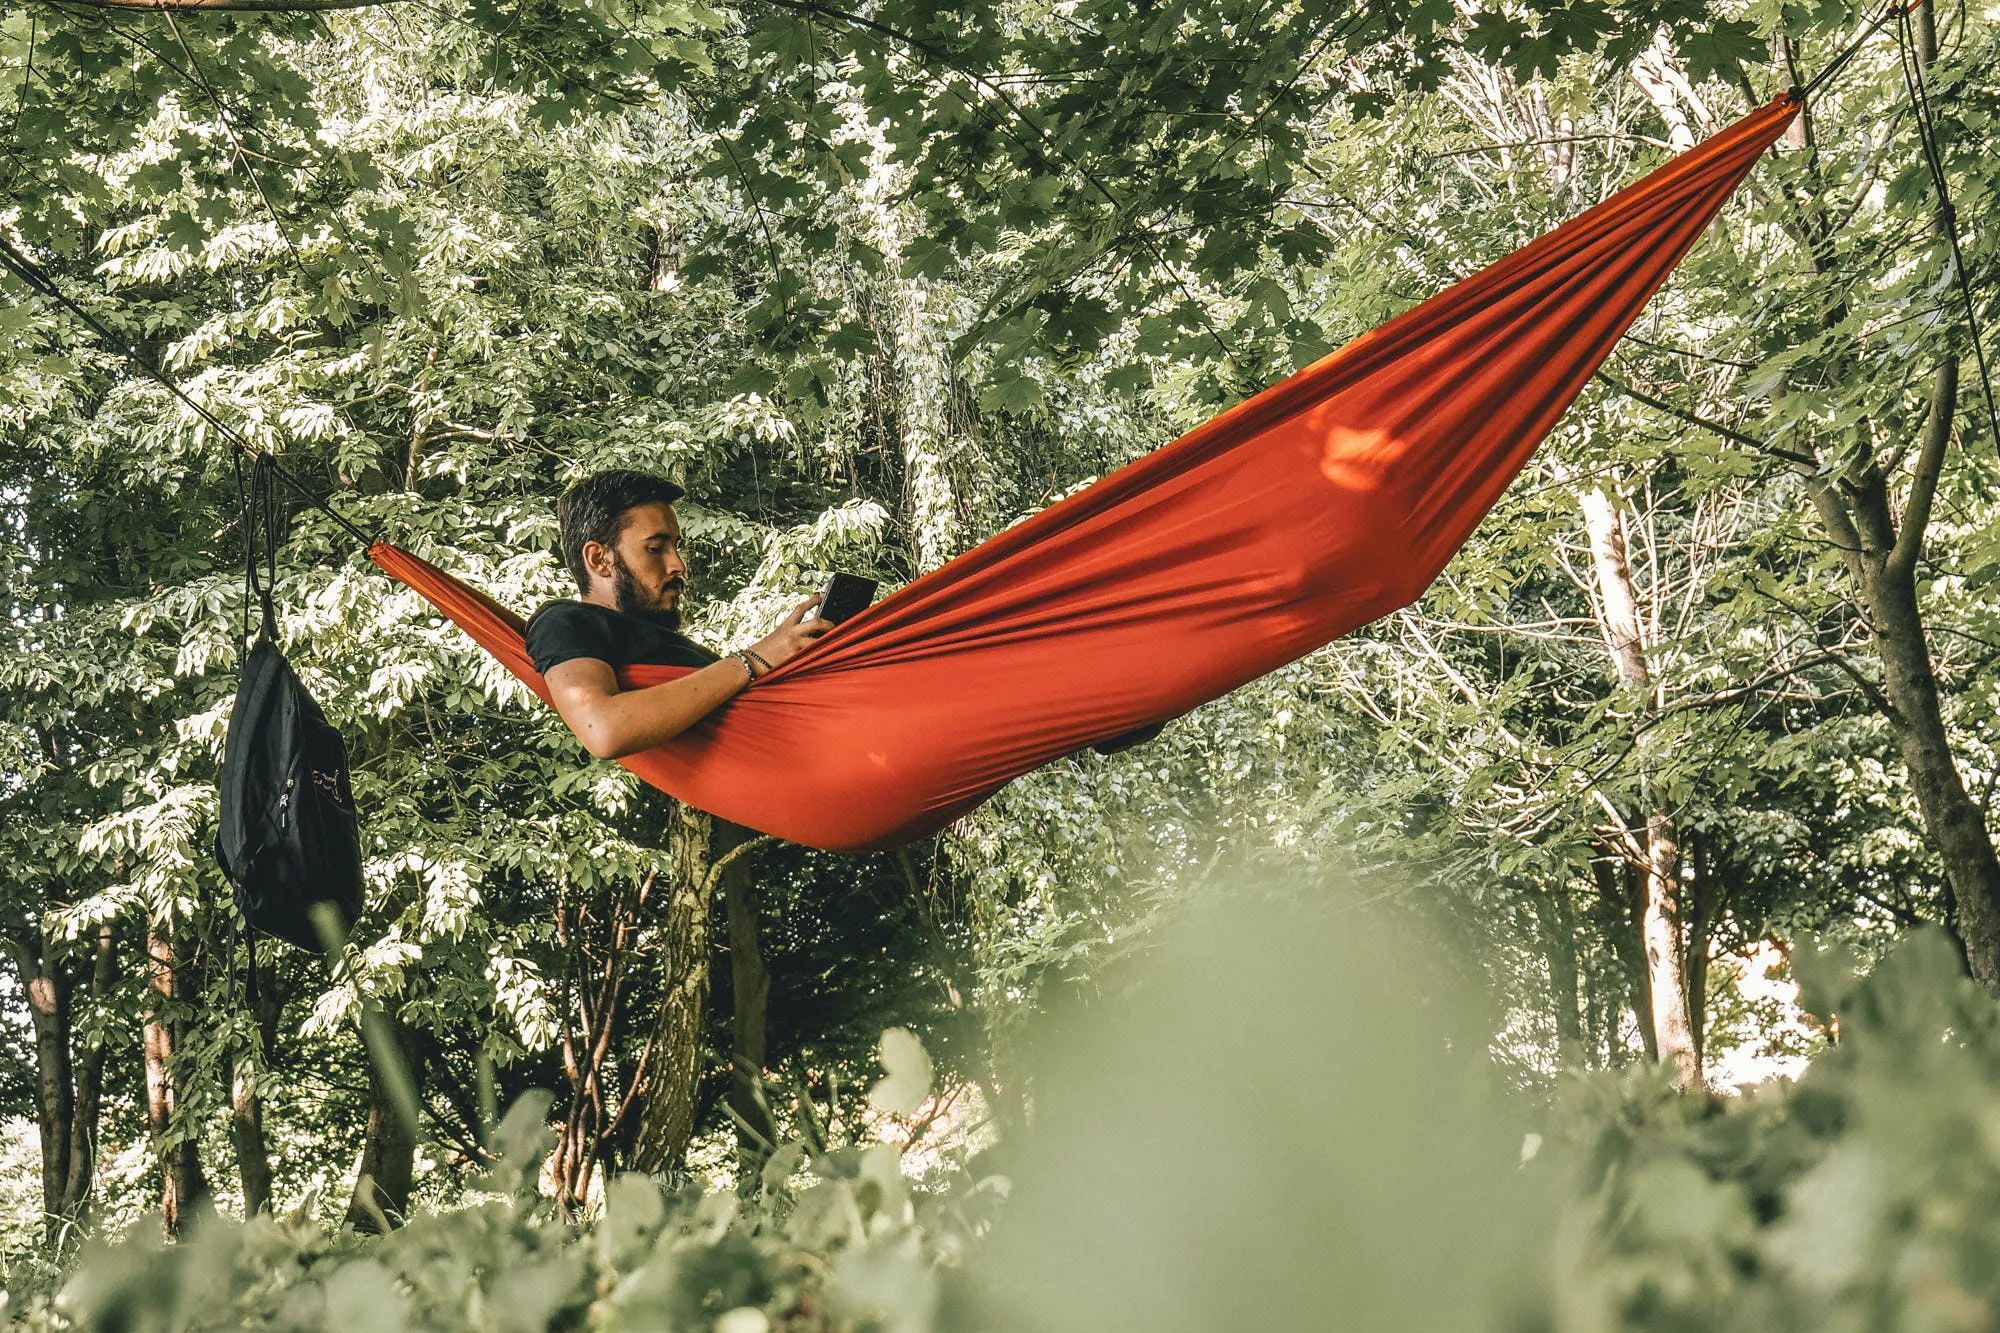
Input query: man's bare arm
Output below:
<box><xmin>544</xmin><ymin>594</ymin><xmax>830</xmax><ymax>760</ymax></box>
<box><xmin>545</xmin><ymin>656</ymin><xmax>754</xmax><ymax>760</ymax></box>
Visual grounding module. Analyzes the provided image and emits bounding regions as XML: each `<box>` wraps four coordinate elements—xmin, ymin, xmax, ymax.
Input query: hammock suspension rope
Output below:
<box><xmin>1891</xmin><ymin>3</ymin><xmax>2000</xmax><ymax>457</ymax></box>
<box><xmin>0</xmin><ymin>234</ymin><xmax>379</xmax><ymax>551</ymax></box>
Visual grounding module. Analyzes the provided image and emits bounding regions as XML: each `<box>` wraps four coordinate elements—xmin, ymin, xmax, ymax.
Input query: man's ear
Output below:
<box><xmin>582</xmin><ymin>539</ymin><xmax>616</xmax><ymax>590</ymax></box>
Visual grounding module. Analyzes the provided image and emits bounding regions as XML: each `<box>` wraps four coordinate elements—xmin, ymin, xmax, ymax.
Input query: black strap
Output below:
<box><xmin>252</xmin><ymin>455</ymin><xmax>280</xmax><ymax>642</ymax></box>
<box><xmin>233</xmin><ymin>449</ymin><xmax>281</xmax><ymax>644</ymax></box>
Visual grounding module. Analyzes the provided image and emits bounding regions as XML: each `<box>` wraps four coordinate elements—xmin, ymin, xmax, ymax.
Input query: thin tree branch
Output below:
<box><xmin>1429</xmin><ymin>131</ymin><xmax>1675</xmax><ymax>160</ymax></box>
<box><xmin>1628</xmin><ymin>648</ymin><xmax>1879</xmax><ymax>733</ymax></box>
<box><xmin>1800</xmin><ymin>470</ymin><xmax>1869</xmax><ymax>559</ymax></box>
<box><xmin>1593</xmin><ymin>369</ymin><xmax>1819</xmax><ymax>466</ymax></box>
<box><xmin>1821</xmin><ymin>648</ymin><xmax>1901</xmax><ymax>724</ymax></box>
<box><xmin>1887</xmin><ymin>358</ymin><xmax>1957</xmax><ymax>581</ymax></box>
<box><xmin>1855</xmin><ymin>885</ymin><xmax>1931</xmax><ymax>928</ymax></box>
<box><xmin>1589</xmin><ymin>790</ymin><xmax>1648</xmax><ymax>866</ymax></box>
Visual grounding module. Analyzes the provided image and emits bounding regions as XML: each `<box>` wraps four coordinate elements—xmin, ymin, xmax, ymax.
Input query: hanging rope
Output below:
<box><xmin>0</xmin><ymin>234</ymin><xmax>378</xmax><ymax>550</ymax></box>
<box><xmin>1893</xmin><ymin>5</ymin><xmax>2000</xmax><ymax>458</ymax></box>
<box><xmin>1797</xmin><ymin>2</ymin><xmax>1906</xmax><ymax>98</ymax></box>
<box><xmin>231</xmin><ymin>448</ymin><xmax>284</xmax><ymax>642</ymax></box>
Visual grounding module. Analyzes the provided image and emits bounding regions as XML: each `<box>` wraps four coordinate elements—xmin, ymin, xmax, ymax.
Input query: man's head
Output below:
<box><xmin>558</xmin><ymin>469</ymin><xmax>689</xmax><ymax>628</ymax></box>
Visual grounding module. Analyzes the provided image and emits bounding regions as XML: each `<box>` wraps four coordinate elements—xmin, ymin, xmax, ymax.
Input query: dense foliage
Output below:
<box><xmin>11</xmin><ymin>909</ymin><xmax>2000</xmax><ymax>1331</ymax></box>
<box><xmin>5</xmin><ymin>0</ymin><xmax>2000</xmax><ymax>1320</ymax></box>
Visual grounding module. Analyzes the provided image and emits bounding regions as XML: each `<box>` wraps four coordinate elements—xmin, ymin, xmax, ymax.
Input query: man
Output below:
<box><xmin>525</xmin><ymin>469</ymin><xmax>828</xmax><ymax>759</ymax></box>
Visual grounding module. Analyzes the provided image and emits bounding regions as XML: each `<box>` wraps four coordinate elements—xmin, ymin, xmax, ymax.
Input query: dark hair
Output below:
<box><xmin>557</xmin><ymin>469</ymin><xmax>686</xmax><ymax>593</ymax></box>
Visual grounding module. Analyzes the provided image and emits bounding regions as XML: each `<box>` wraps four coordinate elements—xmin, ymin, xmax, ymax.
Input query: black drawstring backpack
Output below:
<box><xmin>215</xmin><ymin>457</ymin><xmax>364</xmax><ymax>953</ymax></box>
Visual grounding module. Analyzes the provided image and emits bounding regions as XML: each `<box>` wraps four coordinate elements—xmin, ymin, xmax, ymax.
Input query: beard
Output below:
<box><xmin>611</xmin><ymin>552</ymin><xmax>684</xmax><ymax>630</ymax></box>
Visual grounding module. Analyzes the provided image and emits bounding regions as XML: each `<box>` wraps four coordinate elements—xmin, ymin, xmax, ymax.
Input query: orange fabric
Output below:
<box><xmin>369</xmin><ymin>97</ymin><xmax>1797</xmax><ymax>852</ymax></box>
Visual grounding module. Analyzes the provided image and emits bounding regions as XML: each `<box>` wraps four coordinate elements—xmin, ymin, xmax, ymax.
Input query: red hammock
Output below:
<box><xmin>371</xmin><ymin>96</ymin><xmax>1797</xmax><ymax>853</ymax></box>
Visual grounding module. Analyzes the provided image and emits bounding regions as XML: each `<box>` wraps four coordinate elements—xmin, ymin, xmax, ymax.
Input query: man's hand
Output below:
<box><xmin>747</xmin><ymin>594</ymin><xmax>832</xmax><ymax>671</ymax></box>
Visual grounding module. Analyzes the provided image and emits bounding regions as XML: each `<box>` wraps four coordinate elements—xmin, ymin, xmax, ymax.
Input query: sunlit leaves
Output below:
<box><xmin>866</xmin><ymin>1026</ymin><xmax>933</xmax><ymax>1116</ymax></box>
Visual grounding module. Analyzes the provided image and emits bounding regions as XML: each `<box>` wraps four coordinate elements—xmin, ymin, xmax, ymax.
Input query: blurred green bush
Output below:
<box><xmin>8</xmin><ymin>912</ymin><xmax>2000</xmax><ymax>1333</ymax></box>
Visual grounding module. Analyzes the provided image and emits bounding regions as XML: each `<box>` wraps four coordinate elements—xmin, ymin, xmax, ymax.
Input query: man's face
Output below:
<box><xmin>592</xmin><ymin>501</ymin><xmax>687</xmax><ymax>628</ymax></box>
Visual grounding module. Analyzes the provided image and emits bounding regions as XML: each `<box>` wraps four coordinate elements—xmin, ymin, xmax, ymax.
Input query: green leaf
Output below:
<box><xmin>867</xmin><ymin>1026</ymin><xmax>932</xmax><ymax>1115</ymax></box>
<box><xmin>1681</xmin><ymin>19</ymin><xmax>1766</xmax><ymax>85</ymax></box>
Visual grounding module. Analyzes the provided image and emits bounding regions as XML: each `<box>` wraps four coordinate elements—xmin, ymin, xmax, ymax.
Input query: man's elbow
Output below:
<box><xmin>580</xmin><ymin>732</ymin><xmax>627</xmax><ymax>762</ymax></box>
<box><xmin>567</xmin><ymin>713</ymin><xmax>634</xmax><ymax>762</ymax></box>
<box><xmin>575</xmin><ymin>717</ymin><xmax>684</xmax><ymax>762</ymax></box>
<box><xmin>594</xmin><ymin>733</ymin><xmax>672</xmax><ymax>762</ymax></box>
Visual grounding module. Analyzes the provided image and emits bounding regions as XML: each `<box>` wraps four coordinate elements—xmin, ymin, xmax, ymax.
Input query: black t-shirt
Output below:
<box><xmin>524</xmin><ymin>600</ymin><xmax>720</xmax><ymax>676</ymax></box>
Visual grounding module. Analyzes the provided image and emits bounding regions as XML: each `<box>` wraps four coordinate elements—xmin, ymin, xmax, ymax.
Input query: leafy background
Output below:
<box><xmin>3</xmin><ymin>0</ymin><xmax>1999</xmax><ymax>1324</ymax></box>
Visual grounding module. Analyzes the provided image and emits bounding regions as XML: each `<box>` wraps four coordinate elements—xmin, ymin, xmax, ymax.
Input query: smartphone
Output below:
<box><xmin>813</xmin><ymin>572</ymin><xmax>878</xmax><ymax>625</ymax></box>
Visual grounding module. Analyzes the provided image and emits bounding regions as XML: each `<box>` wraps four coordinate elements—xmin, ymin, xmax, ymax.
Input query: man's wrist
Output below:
<box><xmin>732</xmin><ymin>651</ymin><xmax>761</xmax><ymax>685</ymax></box>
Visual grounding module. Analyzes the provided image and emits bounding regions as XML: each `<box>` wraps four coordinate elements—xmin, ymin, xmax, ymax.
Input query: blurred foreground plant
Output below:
<box><xmin>9</xmin><ymin>910</ymin><xmax>2000</xmax><ymax>1332</ymax></box>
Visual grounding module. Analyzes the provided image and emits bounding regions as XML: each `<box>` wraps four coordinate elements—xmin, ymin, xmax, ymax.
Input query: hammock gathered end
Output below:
<box><xmin>373</xmin><ymin>96</ymin><xmax>1800</xmax><ymax>853</ymax></box>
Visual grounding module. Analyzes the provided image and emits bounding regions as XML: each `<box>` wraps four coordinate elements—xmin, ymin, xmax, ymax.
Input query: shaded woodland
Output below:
<box><xmin>3</xmin><ymin>0</ymin><xmax>1999</xmax><ymax>1324</ymax></box>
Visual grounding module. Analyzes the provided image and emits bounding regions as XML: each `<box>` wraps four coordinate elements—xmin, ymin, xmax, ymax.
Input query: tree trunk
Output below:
<box><xmin>1535</xmin><ymin>884</ymin><xmax>1584</xmax><ymax>1062</ymax></box>
<box><xmin>231</xmin><ymin>964</ymin><xmax>281</xmax><ymax>1216</ymax></box>
<box><xmin>1578</xmin><ymin>486</ymin><xmax>1700</xmax><ymax>1088</ymax></box>
<box><xmin>722</xmin><ymin>826</ymin><xmax>775</xmax><ymax>1183</ymax></box>
<box><xmin>4</xmin><ymin>913</ymin><xmax>117</xmax><ymax>1246</ymax></box>
<box><xmin>1621</xmin><ymin>859</ymin><xmax>1659</xmax><ymax>1065</ymax></box>
<box><xmin>231</xmin><ymin>1059</ymin><xmax>273</xmax><ymax>1217</ymax></box>
<box><xmin>346</xmin><ymin>1005</ymin><xmax>420</xmax><ymax>1231</ymax></box>
<box><xmin>1589</xmin><ymin>852</ymin><xmax>1654</xmax><ymax>1064</ymax></box>
<box><xmin>1798</xmin><ymin>368</ymin><xmax>2000</xmax><ymax>991</ymax></box>
<box><xmin>1638</xmin><ymin>813</ymin><xmax>1697</xmax><ymax>1087</ymax></box>
<box><xmin>144</xmin><ymin>917</ymin><xmax>208</xmax><ymax>1235</ymax></box>
<box><xmin>5</xmin><ymin>922</ymin><xmax>71</xmax><ymax>1241</ymax></box>
<box><xmin>1683</xmin><ymin>828</ymin><xmax>1731</xmax><ymax>1072</ymax></box>
<box><xmin>627</xmin><ymin>805</ymin><xmax>721</xmax><ymax>1176</ymax></box>
<box><xmin>551</xmin><ymin>863</ymin><xmax>660</xmax><ymax>1210</ymax></box>
<box><xmin>1781</xmin><ymin>0</ymin><xmax>2000</xmax><ymax>992</ymax></box>
<box><xmin>1868</xmin><ymin>547</ymin><xmax>2000</xmax><ymax>984</ymax></box>
<box><xmin>63</xmin><ymin>923</ymin><xmax>116</xmax><ymax>1232</ymax></box>
<box><xmin>1584</xmin><ymin>856</ymin><xmax>1648</xmax><ymax>1064</ymax></box>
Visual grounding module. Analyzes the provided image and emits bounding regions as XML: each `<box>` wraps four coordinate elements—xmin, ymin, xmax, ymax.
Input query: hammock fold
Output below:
<box><xmin>371</xmin><ymin>96</ymin><xmax>1798</xmax><ymax>852</ymax></box>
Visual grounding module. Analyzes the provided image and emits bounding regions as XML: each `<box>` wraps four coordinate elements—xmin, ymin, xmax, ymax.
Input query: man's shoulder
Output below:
<box><xmin>524</xmin><ymin>600</ymin><xmax>717</xmax><ymax>674</ymax></box>
<box><xmin>526</xmin><ymin>599</ymin><xmax>609</xmax><ymax>632</ymax></box>
<box><xmin>525</xmin><ymin>600</ymin><xmax>621</xmax><ymax>674</ymax></box>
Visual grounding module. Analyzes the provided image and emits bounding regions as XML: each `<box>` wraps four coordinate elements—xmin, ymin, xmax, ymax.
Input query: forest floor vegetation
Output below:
<box><xmin>5</xmin><ymin>903</ymin><xmax>1999</xmax><ymax>1332</ymax></box>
